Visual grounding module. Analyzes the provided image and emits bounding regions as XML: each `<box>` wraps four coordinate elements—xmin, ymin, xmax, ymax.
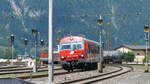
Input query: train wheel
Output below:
<box><xmin>71</xmin><ymin>61</ymin><xmax>74</xmax><ymax>72</ymax></box>
<box><xmin>69</xmin><ymin>61</ymin><xmax>74</xmax><ymax>72</ymax></box>
<box><xmin>68</xmin><ymin>69</ymin><xmax>70</xmax><ymax>72</ymax></box>
<box><xmin>81</xmin><ymin>63</ymin><xmax>85</xmax><ymax>71</ymax></box>
<box><xmin>71</xmin><ymin>68</ymin><xmax>73</xmax><ymax>72</ymax></box>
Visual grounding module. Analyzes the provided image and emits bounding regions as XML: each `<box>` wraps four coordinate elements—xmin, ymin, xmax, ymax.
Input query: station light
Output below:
<box><xmin>144</xmin><ymin>26</ymin><xmax>149</xmax><ymax>33</ymax></box>
<box><xmin>32</xmin><ymin>29</ymin><xmax>38</xmax><ymax>37</ymax></box>
<box><xmin>10</xmin><ymin>34</ymin><xmax>15</xmax><ymax>43</ymax></box>
<box><xmin>40</xmin><ymin>39</ymin><xmax>44</xmax><ymax>46</ymax></box>
<box><xmin>24</xmin><ymin>38</ymin><xmax>28</xmax><ymax>46</ymax></box>
<box><xmin>97</xmin><ymin>16</ymin><xmax>104</xmax><ymax>26</ymax></box>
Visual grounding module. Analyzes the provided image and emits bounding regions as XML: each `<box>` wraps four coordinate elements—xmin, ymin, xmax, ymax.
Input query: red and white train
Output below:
<box><xmin>40</xmin><ymin>36</ymin><xmax>122</xmax><ymax>72</ymax></box>
<box><xmin>40</xmin><ymin>50</ymin><xmax>60</xmax><ymax>64</ymax></box>
<box><xmin>59</xmin><ymin>36</ymin><xmax>101</xmax><ymax>72</ymax></box>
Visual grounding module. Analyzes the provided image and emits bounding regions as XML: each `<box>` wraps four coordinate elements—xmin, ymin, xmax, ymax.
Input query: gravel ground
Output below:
<box><xmin>93</xmin><ymin>68</ymin><xmax>150</xmax><ymax>84</ymax></box>
<box><xmin>25</xmin><ymin>65</ymin><xmax>150</xmax><ymax>84</ymax></box>
<box><xmin>25</xmin><ymin>65</ymin><xmax>119</xmax><ymax>84</ymax></box>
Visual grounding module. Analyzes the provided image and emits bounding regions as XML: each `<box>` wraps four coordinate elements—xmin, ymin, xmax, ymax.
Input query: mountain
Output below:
<box><xmin>54</xmin><ymin>0</ymin><xmax>150</xmax><ymax>49</ymax></box>
<box><xmin>0</xmin><ymin>0</ymin><xmax>48</xmax><ymax>54</ymax></box>
<box><xmin>0</xmin><ymin>0</ymin><xmax>150</xmax><ymax>54</ymax></box>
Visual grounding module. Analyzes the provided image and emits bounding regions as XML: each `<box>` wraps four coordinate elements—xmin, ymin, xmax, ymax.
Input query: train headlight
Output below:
<box><xmin>80</xmin><ymin>54</ymin><xmax>84</xmax><ymax>57</ymax></box>
<box><xmin>61</xmin><ymin>56</ymin><xmax>65</xmax><ymax>59</ymax></box>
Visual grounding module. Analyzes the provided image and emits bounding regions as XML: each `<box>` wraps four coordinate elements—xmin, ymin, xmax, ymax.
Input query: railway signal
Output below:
<box><xmin>10</xmin><ymin>34</ymin><xmax>15</xmax><ymax>65</ymax></box>
<box><xmin>97</xmin><ymin>15</ymin><xmax>103</xmax><ymax>73</ymax></box>
<box><xmin>24</xmin><ymin>38</ymin><xmax>28</xmax><ymax>59</ymax></box>
<box><xmin>144</xmin><ymin>25</ymin><xmax>149</xmax><ymax>72</ymax></box>
<box><xmin>32</xmin><ymin>29</ymin><xmax>38</xmax><ymax>72</ymax></box>
<box><xmin>40</xmin><ymin>39</ymin><xmax>44</xmax><ymax>47</ymax></box>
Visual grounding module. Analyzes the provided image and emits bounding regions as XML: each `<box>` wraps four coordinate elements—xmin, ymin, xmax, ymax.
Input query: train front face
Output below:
<box><xmin>59</xmin><ymin>36</ymin><xmax>86</xmax><ymax>70</ymax></box>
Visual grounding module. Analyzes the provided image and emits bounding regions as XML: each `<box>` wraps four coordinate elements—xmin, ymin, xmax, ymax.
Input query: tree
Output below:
<box><xmin>143</xmin><ymin>56</ymin><xmax>149</xmax><ymax>63</ymax></box>
<box><xmin>123</xmin><ymin>52</ymin><xmax>135</xmax><ymax>62</ymax></box>
<box><xmin>4</xmin><ymin>47</ymin><xmax>17</xmax><ymax>59</ymax></box>
<box><xmin>4</xmin><ymin>48</ymin><xmax>12</xmax><ymax>59</ymax></box>
<box><xmin>0</xmin><ymin>47</ymin><xmax>5</xmax><ymax>58</ymax></box>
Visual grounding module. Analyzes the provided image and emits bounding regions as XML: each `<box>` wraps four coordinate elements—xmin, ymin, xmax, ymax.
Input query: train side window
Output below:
<box><xmin>88</xmin><ymin>44</ymin><xmax>92</xmax><ymax>53</ymax></box>
<box><xmin>95</xmin><ymin>46</ymin><xmax>99</xmax><ymax>53</ymax></box>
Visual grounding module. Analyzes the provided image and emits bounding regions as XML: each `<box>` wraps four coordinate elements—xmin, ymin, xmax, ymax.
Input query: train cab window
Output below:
<box><xmin>60</xmin><ymin>44</ymin><xmax>71</xmax><ymax>51</ymax></box>
<box><xmin>73</xmin><ymin>44</ymin><xmax>77</xmax><ymax>50</ymax></box>
<box><xmin>77</xmin><ymin>44</ymin><xmax>82</xmax><ymax>49</ymax></box>
<box><xmin>72</xmin><ymin>42</ymin><xmax>83</xmax><ymax>50</ymax></box>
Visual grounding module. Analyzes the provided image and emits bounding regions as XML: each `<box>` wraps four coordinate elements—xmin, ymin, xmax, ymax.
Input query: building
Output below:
<box><xmin>116</xmin><ymin>45</ymin><xmax>150</xmax><ymax>63</ymax></box>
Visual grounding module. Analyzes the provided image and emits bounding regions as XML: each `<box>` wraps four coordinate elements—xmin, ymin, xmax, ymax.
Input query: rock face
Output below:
<box><xmin>54</xmin><ymin>0</ymin><xmax>150</xmax><ymax>48</ymax></box>
<box><xmin>0</xmin><ymin>0</ymin><xmax>48</xmax><ymax>52</ymax></box>
<box><xmin>0</xmin><ymin>0</ymin><xmax>150</xmax><ymax>51</ymax></box>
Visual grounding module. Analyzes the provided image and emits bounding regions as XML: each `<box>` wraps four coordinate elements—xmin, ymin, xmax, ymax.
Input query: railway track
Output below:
<box><xmin>19</xmin><ymin>69</ymin><xmax>87</xmax><ymax>79</ymax></box>
<box><xmin>0</xmin><ymin>68</ymin><xmax>48</xmax><ymax>75</ymax></box>
<box><xmin>19</xmin><ymin>65</ymin><xmax>121</xmax><ymax>81</ymax></box>
<box><xmin>0</xmin><ymin>66</ymin><xmax>48</xmax><ymax>72</ymax></box>
<box><xmin>0</xmin><ymin>65</ymin><xmax>89</xmax><ymax>78</ymax></box>
<box><xmin>0</xmin><ymin>65</ymin><xmax>62</xmax><ymax>76</ymax></box>
<box><xmin>0</xmin><ymin>65</ymin><xmax>20</xmax><ymax>69</ymax></box>
<box><xmin>60</xmin><ymin>65</ymin><xmax>132</xmax><ymax>84</ymax></box>
<box><xmin>0</xmin><ymin>64</ymin><xmax>132</xmax><ymax>84</ymax></box>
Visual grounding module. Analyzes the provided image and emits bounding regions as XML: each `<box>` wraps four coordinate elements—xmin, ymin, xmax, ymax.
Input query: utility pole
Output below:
<box><xmin>108</xmin><ymin>31</ymin><xmax>112</xmax><ymax>50</ymax></box>
<box><xmin>97</xmin><ymin>15</ymin><xmax>104</xmax><ymax>73</ymax></box>
<box><xmin>24</xmin><ymin>38</ymin><xmax>28</xmax><ymax>59</ymax></box>
<box><xmin>32</xmin><ymin>29</ymin><xmax>38</xmax><ymax>72</ymax></box>
<box><xmin>10</xmin><ymin>34</ymin><xmax>15</xmax><ymax>65</ymax></box>
<box><xmin>144</xmin><ymin>25</ymin><xmax>149</xmax><ymax>72</ymax></box>
<box><xmin>49</xmin><ymin>0</ymin><xmax>54</xmax><ymax>83</ymax></box>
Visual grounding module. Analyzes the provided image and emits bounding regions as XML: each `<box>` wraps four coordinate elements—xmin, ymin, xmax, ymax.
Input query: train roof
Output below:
<box><xmin>60</xmin><ymin>36</ymin><xmax>99</xmax><ymax>45</ymax></box>
<box><xmin>86</xmin><ymin>39</ymin><xmax>99</xmax><ymax>45</ymax></box>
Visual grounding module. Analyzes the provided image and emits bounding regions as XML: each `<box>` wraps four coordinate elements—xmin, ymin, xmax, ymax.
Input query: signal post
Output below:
<box><xmin>97</xmin><ymin>15</ymin><xmax>104</xmax><ymax>73</ymax></box>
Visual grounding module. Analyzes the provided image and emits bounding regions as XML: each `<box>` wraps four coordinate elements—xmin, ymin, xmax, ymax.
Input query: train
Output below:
<box><xmin>59</xmin><ymin>36</ymin><xmax>101</xmax><ymax>72</ymax></box>
<box><xmin>40</xmin><ymin>36</ymin><xmax>123</xmax><ymax>72</ymax></box>
<box><xmin>103</xmin><ymin>51</ymin><xmax>123</xmax><ymax>64</ymax></box>
<box><xmin>39</xmin><ymin>50</ymin><xmax>60</xmax><ymax>64</ymax></box>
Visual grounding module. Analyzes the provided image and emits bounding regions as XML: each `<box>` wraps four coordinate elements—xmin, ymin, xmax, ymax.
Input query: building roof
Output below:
<box><xmin>116</xmin><ymin>44</ymin><xmax>150</xmax><ymax>50</ymax></box>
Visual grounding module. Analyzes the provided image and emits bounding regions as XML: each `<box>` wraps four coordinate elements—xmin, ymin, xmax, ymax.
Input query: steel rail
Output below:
<box><xmin>60</xmin><ymin>66</ymin><xmax>132</xmax><ymax>84</ymax></box>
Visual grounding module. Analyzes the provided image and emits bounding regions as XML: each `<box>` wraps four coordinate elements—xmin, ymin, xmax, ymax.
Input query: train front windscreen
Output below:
<box><xmin>60</xmin><ymin>42</ymin><xmax>84</xmax><ymax>51</ymax></box>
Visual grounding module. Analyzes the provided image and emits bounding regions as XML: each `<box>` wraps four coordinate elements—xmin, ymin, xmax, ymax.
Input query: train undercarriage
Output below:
<box><xmin>61</xmin><ymin>60</ymin><xmax>98</xmax><ymax>72</ymax></box>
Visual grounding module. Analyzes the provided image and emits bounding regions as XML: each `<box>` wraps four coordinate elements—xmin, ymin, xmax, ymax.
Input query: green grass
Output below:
<box><xmin>0</xmin><ymin>71</ymin><xmax>48</xmax><ymax>78</ymax></box>
<box><xmin>126</xmin><ymin>64</ymin><xmax>150</xmax><ymax>69</ymax></box>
